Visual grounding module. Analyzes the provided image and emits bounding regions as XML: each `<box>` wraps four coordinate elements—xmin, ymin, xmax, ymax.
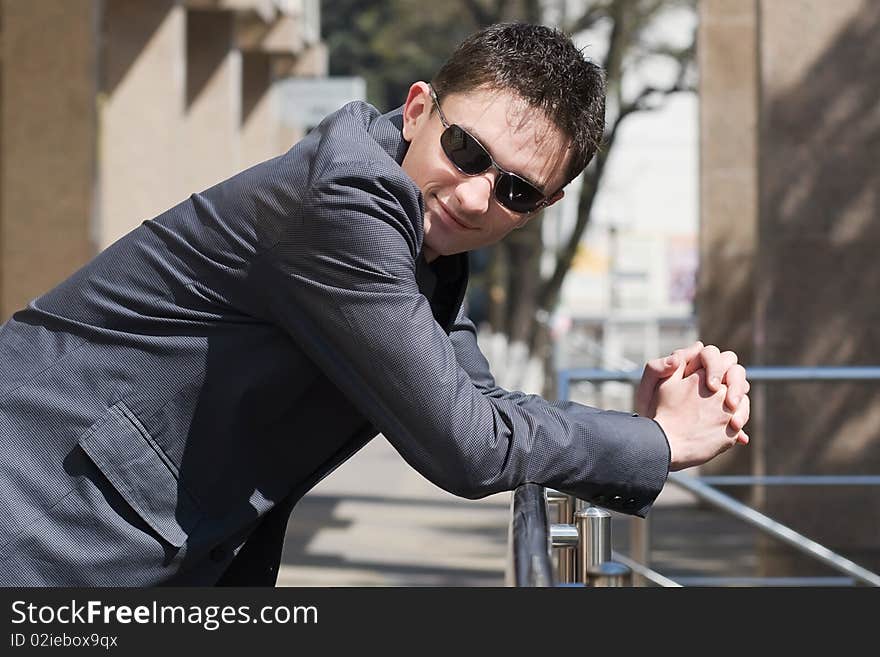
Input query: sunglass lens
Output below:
<box><xmin>441</xmin><ymin>125</ymin><xmax>492</xmax><ymax>174</ymax></box>
<box><xmin>495</xmin><ymin>174</ymin><xmax>545</xmax><ymax>214</ymax></box>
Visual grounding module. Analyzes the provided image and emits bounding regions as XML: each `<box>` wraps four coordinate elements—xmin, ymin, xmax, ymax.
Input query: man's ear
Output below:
<box><xmin>401</xmin><ymin>81</ymin><xmax>432</xmax><ymax>143</ymax></box>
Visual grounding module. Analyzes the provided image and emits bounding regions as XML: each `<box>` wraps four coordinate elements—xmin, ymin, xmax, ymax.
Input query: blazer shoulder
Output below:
<box><xmin>304</xmin><ymin>102</ymin><xmax>415</xmax><ymax>188</ymax></box>
<box><xmin>300</xmin><ymin>158</ymin><xmax>424</xmax><ymax>262</ymax></box>
<box><xmin>298</xmin><ymin>108</ymin><xmax>425</xmax><ymax>258</ymax></box>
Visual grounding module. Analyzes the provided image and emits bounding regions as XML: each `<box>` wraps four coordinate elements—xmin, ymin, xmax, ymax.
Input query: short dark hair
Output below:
<box><xmin>431</xmin><ymin>23</ymin><xmax>606</xmax><ymax>187</ymax></box>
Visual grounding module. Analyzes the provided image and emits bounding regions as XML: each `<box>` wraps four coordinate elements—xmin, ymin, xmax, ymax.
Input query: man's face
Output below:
<box><xmin>400</xmin><ymin>82</ymin><xmax>569</xmax><ymax>261</ymax></box>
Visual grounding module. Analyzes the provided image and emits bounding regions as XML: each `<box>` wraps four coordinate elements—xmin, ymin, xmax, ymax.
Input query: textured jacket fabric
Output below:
<box><xmin>0</xmin><ymin>101</ymin><xmax>670</xmax><ymax>586</ymax></box>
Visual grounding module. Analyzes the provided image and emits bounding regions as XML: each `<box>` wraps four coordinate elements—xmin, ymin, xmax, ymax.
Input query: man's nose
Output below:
<box><xmin>454</xmin><ymin>174</ymin><xmax>494</xmax><ymax>215</ymax></box>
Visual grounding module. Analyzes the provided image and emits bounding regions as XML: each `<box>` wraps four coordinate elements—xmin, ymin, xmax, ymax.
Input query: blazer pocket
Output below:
<box><xmin>77</xmin><ymin>401</ymin><xmax>203</xmax><ymax>548</ymax></box>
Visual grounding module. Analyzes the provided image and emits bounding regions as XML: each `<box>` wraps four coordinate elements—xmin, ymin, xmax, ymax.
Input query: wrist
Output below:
<box><xmin>651</xmin><ymin>413</ymin><xmax>677</xmax><ymax>471</ymax></box>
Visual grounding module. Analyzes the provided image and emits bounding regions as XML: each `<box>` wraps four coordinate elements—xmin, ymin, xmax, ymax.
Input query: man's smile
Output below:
<box><xmin>434</xmin><ymin>196</ymin><xmax>477</xmax><ymax>231</ymax></box>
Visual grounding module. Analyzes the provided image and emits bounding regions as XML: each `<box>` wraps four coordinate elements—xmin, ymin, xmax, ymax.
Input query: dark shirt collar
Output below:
<box><xmin>415</xmin><ymin>253</ymin><xmax>468</xmax><ymax>330</ymax></box>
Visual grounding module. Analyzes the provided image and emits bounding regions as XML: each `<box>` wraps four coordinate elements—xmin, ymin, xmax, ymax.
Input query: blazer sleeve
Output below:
<box><xmin>254</xmin><ymin>162</ymin><xmax>670</xmax><ymax>516</ymax></box>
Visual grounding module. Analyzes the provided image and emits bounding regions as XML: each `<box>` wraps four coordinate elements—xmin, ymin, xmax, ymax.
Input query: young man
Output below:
<box><xmin>0</xmin><ymin>23</ymin><xmax>748</xmax><ymax>586</ymax></box>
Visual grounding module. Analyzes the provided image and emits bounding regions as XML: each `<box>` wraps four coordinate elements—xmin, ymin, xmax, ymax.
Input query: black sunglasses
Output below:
<box><xmin>429</xmin><ymin>85</ymin><xmax>550</xmax><ymax>215</ymax></box>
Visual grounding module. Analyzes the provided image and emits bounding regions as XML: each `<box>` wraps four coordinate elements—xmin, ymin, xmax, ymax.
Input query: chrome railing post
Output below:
<box><xmin>629</xmin><ymin>515</ymin><xmax>650</xmax><ymax>587</ymax></box>
<box><xmin>546</xmin><ymin>489</ymin><xmax>576</xmax><ymax>583</ymax></box>
<box><xmin>587</xmin><ymin>561</ymin><xmax>632</xmax><ymax>587</ymax></box>
<box><xmin>575</xmin><ymin>505</ymin><xmax>611</xmax><ymax>585</ymax></box>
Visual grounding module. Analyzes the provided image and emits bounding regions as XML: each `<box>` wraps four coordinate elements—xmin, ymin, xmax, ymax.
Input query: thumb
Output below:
<box><xmin>635</xmin><ymin>354</ymin><xmax>680</xmax><ymax>415</ymax></box>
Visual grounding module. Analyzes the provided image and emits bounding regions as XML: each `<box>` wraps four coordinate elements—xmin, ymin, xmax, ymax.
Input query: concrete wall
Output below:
<box><xmin>699</xmin><ymin>0</ymin><xmax>880</xmax><ymax>573</ymax></box>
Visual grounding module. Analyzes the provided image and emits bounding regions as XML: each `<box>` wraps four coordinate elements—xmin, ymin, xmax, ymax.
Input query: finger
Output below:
<box><xmin>735</xmin><ymin>430</ymin><xmax>750</xmax><ymax>445</ymax></box>
<box><xmin>728</xmin><ymin>393</ymin><xmax>750</xmax><ymax>432</ymax></box>
<box><xmin>694</xmin><ymin>345</ymin><xmax>729</xmax><ymax>388</ymax></box>
<box><xmin>706</xmin><ymin>349</ymin><xmax>737</xmax><ymax>392</ymax></box>
<box><xmin>692</xmin><ymin>367</ymin><xmax>717</xmax><ymax>399</ymax></box>
<box><xmin>673</xmin><ymin>341</ymin><xmax>705</xmax><ymax>377</ymax></box>
<box><xmin>635</xmin><ymin>355</ymin><xmax>683</xmax><ymax>415</ymax></box>
<box><xmin>723</xmin><ymin>364</ymin><xmax>750</xmax><ymax>411</ymax></box>
<box><xmin>683</xmin><ymin>343</ymin><xmax>719</xmax><ymax>378</ymax></box>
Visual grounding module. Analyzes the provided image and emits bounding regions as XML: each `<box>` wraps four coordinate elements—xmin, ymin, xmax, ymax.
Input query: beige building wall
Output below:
<box><xmin>0</xmin><ymin>1</ymin><xmax>98</xmax><ymax>318</ymax></box>
<box><xmin>239</xmin><ymin>52</ymin><xmax>276</xmax><ymax>170</ymax></box>
<box><xmin>100</xmin><ymin>0</ymin><xmax>187</xmax><ymax>248</ymax></box>
<box><xmin>699</xmin><ymin>0</ymin><xmax>880</xmax><ymax>573</ymax></box>
<box><xmin>0</xmin><ymin>0</ymin><xmax>324</xmax><ymax>318</ymax></box>
<box><xmin>183</xmin><ymin>9</ymin><xmax>242</xmax><ymax>197</ymax></box>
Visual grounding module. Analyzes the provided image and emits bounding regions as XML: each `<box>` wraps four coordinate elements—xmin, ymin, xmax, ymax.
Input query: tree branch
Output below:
<box><xmin>533</xmin><ymin>147</ymin><xmax>609</xmax><ymax>324</ymax></box>
<box><xmin>620</xmin><ymin>79</ymin><xmax>689</xmax><ymax>118</ymax></box>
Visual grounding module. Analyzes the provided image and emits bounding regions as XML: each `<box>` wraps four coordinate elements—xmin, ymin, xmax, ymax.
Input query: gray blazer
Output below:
<box><xmin>0</xmin><ymin>102</ymin><xmax>670</xmax><ymax>586</ymax></box>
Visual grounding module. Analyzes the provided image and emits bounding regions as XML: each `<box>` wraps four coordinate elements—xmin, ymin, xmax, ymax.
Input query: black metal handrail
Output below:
<box><xmin>507</xmin><ymin>483</ymin><xmax>554</xmax><ymax>587</ymax></box>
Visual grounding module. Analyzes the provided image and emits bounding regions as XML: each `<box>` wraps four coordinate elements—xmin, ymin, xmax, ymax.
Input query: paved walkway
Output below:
<box><xmin>277</xmin><ymin>437</ymin><xmax>511</xmax><ymax>586</ymax></box>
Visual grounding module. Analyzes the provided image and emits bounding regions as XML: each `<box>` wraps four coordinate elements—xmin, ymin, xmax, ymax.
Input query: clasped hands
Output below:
<box><xmin>636</xmin><ymin>342</ymin><xmax>750</xmax><ymax>472</ymax></box>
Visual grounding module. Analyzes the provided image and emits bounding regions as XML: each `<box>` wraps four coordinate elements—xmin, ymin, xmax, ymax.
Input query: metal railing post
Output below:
<box><xmin>575</xmin><ymin>505</ymin><xmax>611</xmax><ymax>585</ymax></box>
<box><xmin>546</xmin><ymin>489</ymin><xmax>576</xmax><ymax>583</ymax></box>
<box><xmin>629</xmin><ymin>515</ymin><xmax>650</xmax><ymax>587</ymax></box>
<box><xmin>587</xmin><ymin>561</ymin><xmax>632</xmax><ymax>587</ymax></box>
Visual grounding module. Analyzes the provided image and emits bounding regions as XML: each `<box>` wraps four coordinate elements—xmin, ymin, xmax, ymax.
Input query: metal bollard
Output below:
<box><xmin>546</xmin><ymin>489</ymin><xmax>576</xmax><ymax>583</ymax></box>
<box><xmin>587</xmin><ymin>561</ymin><xmax>632</xmax><ymax>587</ymax></box>
<box><xmin>575</xmin><ymin>505</ymin><xmax>611</xmax><ymax>585</ymax></box>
